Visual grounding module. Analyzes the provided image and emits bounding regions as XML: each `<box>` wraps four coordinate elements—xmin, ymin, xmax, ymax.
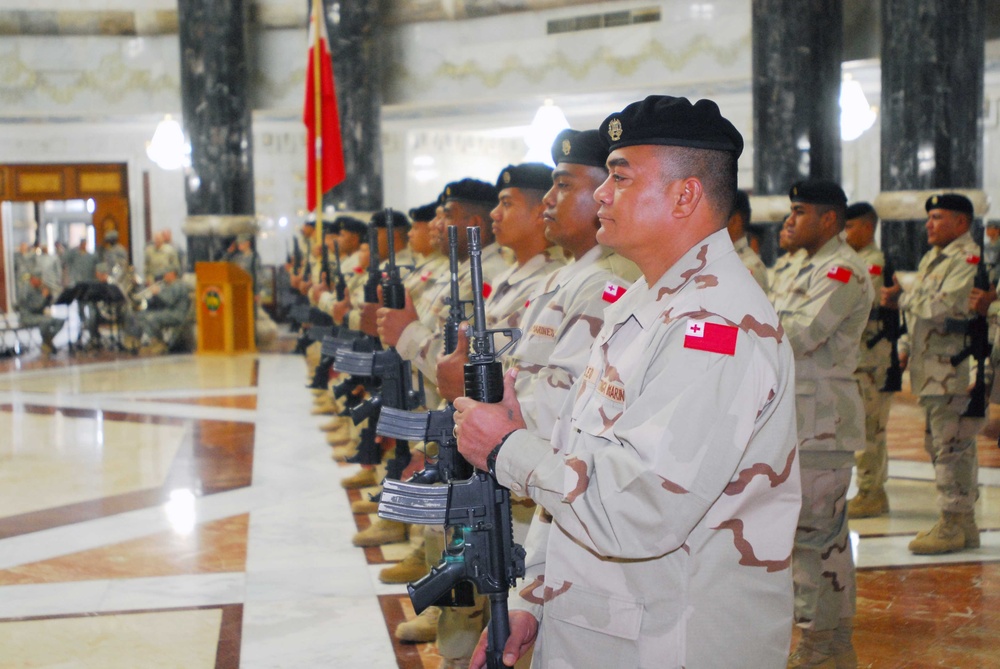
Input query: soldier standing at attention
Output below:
<box><xmin>728</xmin><ymin>189</ymin><xmax>769</xmax><ymax>292</ymax></box>
<box><xmin>844</xmin><ymin>202</ymin><xmax>895</xmax><ymax>520</ymax></box>
<box><xmin>453</xmin><ymin>96</ymin><xmax>800</xmax><ymax>669</ymax></box>
<box><xmin>772</xmin><ymin>181</ymin><xmax>871</xmax><ymax>668</ymax></box>
<box><xmin>882</xmin><ymin>193</ymin><xmax>983</xmax><ymax>555</ymax></box>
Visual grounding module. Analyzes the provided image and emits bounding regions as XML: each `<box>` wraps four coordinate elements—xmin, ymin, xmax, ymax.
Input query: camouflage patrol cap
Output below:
<box><xmin>105</xmin><ymin>230</ymin><xmax>119</xmax><ymax>241</ymax></box>
<box><xmin>442</xmin><ymin>178</ymin><xmax>499</xmax><ymax>207</ymax></box>
<box><xmin>336</xmin><ymin>216</ymin><xmax>367</xmax><ymax>237</ymax></box>
<box><xmin>551</xmin><ymin>129</ymin><xmax>608</xmax><ymax>168</ymax></box>
<box><xmin>236</xmin><ymin>233</ymin><xmax>253</xmax><ymax>243</ymax></box>
<box><xmin>788</xmin><ymin>180</ymin><xmax>847</xmax><ymax>207</ymax></box>
<box><xmin>496</xmin><ymin>163</ymin><xmax>554</xmax><ymax>192</ymax></box>
<box><xmin>95</xmin><ymin>262</ymin><xmax>109</xmax><ymax>274</ymax></box>
<box><xmin>926</xmin><ymin>193</ymin><xmax>974</xmax><ymax>217</ymax></box>
<box><xmin>599</xmin><ymin>95</ymin><xmax>744</xmax><ymax>157</ymax></box>
<box><xmin>369</xmin><ymin>209</ymin><xmax>411</xmax><ymax>231</ymax></box>
<box><xmin>845</xmin><ymin>201</ymin><xmax>877</xmax><ymax>220</ymax></box>
<box><xmin>409</xmin><ymin>202</ymin><xmax>438</xmax><ymax>223</ymax></box>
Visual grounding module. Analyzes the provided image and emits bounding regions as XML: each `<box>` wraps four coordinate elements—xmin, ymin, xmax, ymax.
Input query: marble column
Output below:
<box><xmin>751</xmin><ymin>0</ymin><xmax>843</xmax><ymax>265</ymax></box>
<box><xmin>177</xmin><ymin>0</ymin><xmax>255</xmax><ymax>266</ymax></box>
<box><xmin>320</xmin><ymin>0</ymin><xmax>384</xmax><ymax>212</ymax></box>
<box><xmin>879</xmin><ymin>0</ymin><xmax>985</xmax><ymax>270</ymax></box>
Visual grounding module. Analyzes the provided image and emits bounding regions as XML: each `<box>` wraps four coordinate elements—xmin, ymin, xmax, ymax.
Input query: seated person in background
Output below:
<box><xmin>124</xmin><ymin>269</ymin><xmax>192</xmax><ymax>354</ymax></box>
<box><xmin>17</xmin><ymin>271</ymin><xmax>65</xmax><ymax>356</ymax></box>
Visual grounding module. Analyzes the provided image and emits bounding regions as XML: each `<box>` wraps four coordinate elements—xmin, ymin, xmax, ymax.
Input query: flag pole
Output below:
<box><xmin>312</xmin><ymin>0</ymin><xmax>324</xmax><ymax>251</ymax></box>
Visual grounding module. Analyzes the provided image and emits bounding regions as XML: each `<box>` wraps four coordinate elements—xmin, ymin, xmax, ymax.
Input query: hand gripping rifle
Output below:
<box><xmin>378</xmin><ymin>226</ymin><xmax>526</xmax><ymax>669</ymax></box>
<box><xmin>866</xmin><ymin>257</ymin><xmax>904</xmax><ymax>392</ymax></box>
<box><xmin>376</xmin><ymin>225</ymin><xmax>474</xmax><ymax>485</ymax></box>
<box><xmin>945</xmin><ymin>244</ymin><xmax>992</xmax><ymax>418</ymax></box>
<box><xmin>334</xmin><ymin>209</ymin><xmax>424</xmax><ymax>477</ymax></box>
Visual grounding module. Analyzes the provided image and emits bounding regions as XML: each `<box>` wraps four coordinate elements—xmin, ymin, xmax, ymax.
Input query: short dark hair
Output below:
<box><xmin>658</xmin><ymin>146</ymin><xmax>738</xmax><ymax>223</ymax></box>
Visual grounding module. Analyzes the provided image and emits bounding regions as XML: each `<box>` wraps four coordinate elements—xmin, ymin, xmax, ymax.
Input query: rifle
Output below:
<box><xmin>866</xmin><ymin>257</ymin><xmax>904</xmax><ymax>392</ymax></box>
<box><xmin>378</xmin><ymin>226</ymin><xmax>525</xmax><ymax>669</ymax></box>
<box><xmin>333</xmin><ymin>209</ymin><xmax>424</xmax><ymax>479</ymax></box>
<box><xmin>945</xmin><ymin>242</ymin><xmax>992</xmax><ymax>418</ymax></box>
<box><xmin>321</xmin><ymin>234</ymin><xmax>331</xmax><ymax>291</ymax></box>
<box><xmin>376</xmin><ymin>225</ymin><xmax>474</xmax><ymax>484</ymax></box>
<box><xmin>333</xmin><ymin>240</ymin><xmax>348</xmax><ymax>302</ymax></box>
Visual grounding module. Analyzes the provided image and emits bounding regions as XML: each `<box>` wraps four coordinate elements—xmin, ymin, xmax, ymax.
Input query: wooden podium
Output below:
<box><xmin>195</xmin><ymin>262</ymin><xmax>255</xmax><ymax>354</ymax></box>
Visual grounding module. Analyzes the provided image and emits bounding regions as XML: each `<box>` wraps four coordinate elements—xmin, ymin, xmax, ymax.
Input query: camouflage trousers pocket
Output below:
<box><xmin>542</xmin><ymin>585</ymin><xmax>642</xmax><ymax>667</ymax></box>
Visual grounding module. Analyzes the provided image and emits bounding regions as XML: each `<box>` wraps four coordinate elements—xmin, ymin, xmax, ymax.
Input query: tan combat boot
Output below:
<box><xmin>326</xmin><ymin>430</ymin><xmax>353</xmax><ymax>448</ymax></box>
<box><xmin>394</xmin><ymin>605</ymin><xmax>440</xmax><ymax>643</ymax></box>
<box><xmin>847</xmin><ymin>488</ymin><xmax>889</xmax><ymax>519</ymax></box>
<box><xmin>331</xmin><ymin>444</ymin><xmax>357</xmax><ymax>462</ymax></box>
<box><xmin>829</xmin><ymin>618</ymin><xmax>857</xmax><ymax>669</ymax></box>
<box><xmin>352</xmin><ymin>518</ymin><xmax>407</xmax><ymax>547</ymax></box>
<box><xmin>319</xmin><ymin>416</ymin><xmax>350</xmax><ymax>432</ymax></box>
<box><xmin>787</xmin><ymin>629</ymin><xmax>836</xmax><ymax>669</ymax></box>
<box><xmin>380</xmin><ymin>544</ymin><xmax>429</xmax><ymax>583</ymax></box>
<box><xmin>908</xmin><ymin>512</ymin><xmax>974</xmax><ymax>554</ymax></box>
<box><xmin>351</xmin><ymin>491</ymin><xmax>381</xmax><ymax>515</ymax></box>
<box><xmin>340</xmin><ymin>468</ymin><xmax>378</xmax><ymax>489</ymax></box>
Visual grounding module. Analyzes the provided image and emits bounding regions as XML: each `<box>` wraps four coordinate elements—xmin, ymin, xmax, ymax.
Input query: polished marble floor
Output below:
<box><xmin>0</xmin><ymin>345</ymin><xmax>998</xmax><ymax>668</ymax></box>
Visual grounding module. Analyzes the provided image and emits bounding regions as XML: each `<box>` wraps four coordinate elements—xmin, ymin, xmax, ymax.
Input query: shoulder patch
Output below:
<box><xmin>868</xmin><ymin>264</ymin><xmax>882</xmax><ymax>276</ymax></box>
<box><xmin>602</xmin><ymin>283</ymin><xmax>627</xmax><ymax>303</ymax></box>
<box><xmin>967</xmin><ymin>254</ymin><xmax>981</xmax><ymax>265</ymax></box>
<box><xmin>482</xmin><ymin>283</ymin><xmax>492</xmax><ymax>299</ymax></box>
<box><xmin>683</xmin><ymin>319</ymin><xmax>737</xmax><ymax>356</ymax></box>
<box><xmin>826</xmin><ymin>266</ymin><xmax>852</xmax><ymax>283</ymax></box>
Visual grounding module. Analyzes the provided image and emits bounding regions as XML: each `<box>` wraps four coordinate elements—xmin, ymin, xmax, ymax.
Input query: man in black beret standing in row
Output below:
<box><xmin>454</xmin><ymin>96</ymin><xmax>800</xmax><ymax>668</ymax></box>
<box><xmin>883</xmin><ymin>193</ymin><xmax>984</xmax><ymax>556</ymax></box>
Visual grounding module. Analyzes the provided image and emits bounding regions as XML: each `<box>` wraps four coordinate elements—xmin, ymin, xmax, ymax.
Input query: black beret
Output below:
<box><xmin>302</xmin><ymin>216</ymin><xmax>316</xmax><ymax>227</ymax></box>
<box><xmin>496</xmin><ymin>163</ymin><xmax>554</xmax><ymax>192</ymax></box>
<box><xmin>337</xmin><ymin>216</ymin><xmax>367</xmax><ymax>236</ymax></box>
<box><xmin>443</xmin><ymin>178</ymin><xmax>499</xmax><ymax>207</ymax></box>
<box><xmin>789</xmin><ymin>180</ymin><xmax>847</xmax><ymax>207</ymax></box>
<box><xmin>732</xmin><ymin>189</ymin><xmax>751</xmax><ymax>221</ymax></box>
<box><xmin>845</xmin><ymin>201</ymin><xmax>877</xmax><ymax>220</ymax></box>
<box><xmin>370</xmin><ymin>209</ymin><xmax>411</xmax><ymax>231</ymax></box>
<box><xmin>551</xmin><ymin>129</ymin><xmax>608</xmax><ymax>168</ymax></box>
<box><xmin>409</xmin><ymin>202</ymin><xmax>438</xmax><ymax>223</ymax></box>
<box><xmin>599</xmin><ymin>95</ymin><xmax>744</xmax><ymax>157</ymax></box>
<box><xmin>321</xmin><ymin>220</ymin><xmax>340</xmax><ymax>235</ymax></box>
<box><xmin>926</xmin><ymin>193</ymin><xmax>974</xmax><ymax>217</ymax></box>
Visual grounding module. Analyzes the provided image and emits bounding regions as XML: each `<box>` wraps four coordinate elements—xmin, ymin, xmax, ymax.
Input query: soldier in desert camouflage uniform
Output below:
<box><xmin>772</xmin><ymin>180</ymin><xmax>872</xmax><ymax>669</ymax></box>
<box><xmin>883</xmin><ymin>193</ymin><xmax>983</xmax><ymax>555</ymax></box>
<box><xmin>843</xmin><ymin>202</ymin><xmax>895</xmax><ymax>520</ymax></box>
<box><xmin>728</xmin><ymin>189</ymin><xmax>769</xmax><ymax>292</ymax></box>
<box><xmin>768</xmin><ymin>217</ymin><xmax>805</xmax><ymax>306</ymax></box>
<box><xmin>454</xmin><ymin>96</ymin><xmax>800</xmax><ymax>669</ymax></box>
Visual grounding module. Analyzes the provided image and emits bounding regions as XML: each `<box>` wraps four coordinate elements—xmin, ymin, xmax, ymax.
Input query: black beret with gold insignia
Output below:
<box><xmin>335</xmin><ymin>215</ymin><xmax>367</xmax><ymax>237</ymax></box>
<box><xmin>551</xmin><ymin>129</ymin><xmax>608</xmax><ymax>168</ymax></box>
<box><xmin>408</xmin><ymin>202</ymin><xmax>438</xmax><ymax>223</ymax></box>
<box><xmin>599</xmin><ymin>95</ymin><xmax>744</xmax><ymax>157</ymax></box>
<box><xmin>495</xmin><ymin>163</ymin><xmax>554</xmax><ymax>192</ymax></box>
<box><xmin>925</xmin><ymin>193</ymin><xmax>974</xmax><ymax>217</ymax></box>
<box><xmin>845</xmin><ymin>201</ymin><xmax>877</xmax><ymax>220</ymax></box>
<box><xmin>788</xmin><ymin>180</ymin><xmax>847</xmax><ymax>207</ymax></box>
<box><xmin>443</xmin><ymin>178</ymin><xmax>499</xmax><ymax>207</ymax></box>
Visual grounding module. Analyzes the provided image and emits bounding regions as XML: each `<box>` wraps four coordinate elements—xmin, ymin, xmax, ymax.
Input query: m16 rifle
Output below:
<box><xmin>378</xmin><ymin>226</ymin><xmax>525</xmax><ymax>669</ymax></box>
<box><xmin>946</xmin><ymin>243</ymin><xmax>992</xmax><ymax>418</ymax></box>
<box><xmin>333</xmin><ymin>209</ymin><xmax>424</xmax><ymax>478</ymax></box>
<box><xmin>333</xmin><ymin>240</ymin><xmax>348</xmax><ymax>302</ymax></box>
<box><xmin>866</xmin><ymin>257</ymin><xmax>904</xmax><ymax>392</ymax></box>
<box><xmin>376</xmin><ymin>225</ymin><xmax>474</xmax><ymax>484</ymax></box>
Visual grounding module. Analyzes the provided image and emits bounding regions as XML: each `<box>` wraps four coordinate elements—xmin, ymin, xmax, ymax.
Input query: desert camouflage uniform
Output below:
<box><xmin>767</xmin><ymin>248</ymin><xmax>806</xmax><ymax>306</ymax></box>
<box><xmin>405</xmin><ymin>251</ymin><xmax>448</xmax><ymax>304</ymax></box>
<box><xmin>497</xmin><ymin>229</ymin><xmax>800</xmax><ymax>668</ymax></box>
<box><xmin>144</xmin><ymin>243</ymin><xmax>181</xmax><ymax>283</ymax></box>
<box><xmin>772</xmin><ymin>235</ymin><xmax>872</xmax><ymax>632</ymax></box>
<box><xmin>899</xmin><ymin>231</ymin><xmax>983</xmax><ymax>514</ymax></box>
<box><xmin>853</xmin><ymin>243</ymin><xmax>893</xmax><ymax>496</ymax></box>
<box><xmin>734</xmin><ymin>235</ymin><xmax>769</xmax><ymax>293</ymax></box>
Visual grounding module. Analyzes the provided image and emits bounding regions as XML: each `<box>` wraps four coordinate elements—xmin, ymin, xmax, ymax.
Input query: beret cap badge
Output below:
<box><xmin>503</xmin><ymin>171</ymin><xmax>512</xmax><ymax>184</ymax></box>
<box><xmin>608</xmin><ymin>118</ymin><xmax>623</xmax><ymax>142</ymax></box>
<box><xmin>562</xmin><ymin>139</ymin><xmax>572</xmax><ymax>156</ymax></box>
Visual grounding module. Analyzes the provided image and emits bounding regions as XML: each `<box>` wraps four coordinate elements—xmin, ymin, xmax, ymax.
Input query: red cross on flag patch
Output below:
<box><xmin>967</xmin><ymin>254</ymin><xmax>981</xmax><ymax>265</ymax></box>
<box><xmin>827</xmin><ymin>266</ymin><xmax>852</xmax><ymax>283</ymax></box>
<box><xmin>868</xmin><ymin>264</ymin><xmax>882</xmax><ymax>276</ymax></box>
<box><xmin>602</xmin><ymin>282</ymin><xmax>627</xmax><ymax>303</ymax></box>
<box><xmin>683</xmin><ymin>319</ymin><xmax>738</xmax><ymax>356</ymax></box>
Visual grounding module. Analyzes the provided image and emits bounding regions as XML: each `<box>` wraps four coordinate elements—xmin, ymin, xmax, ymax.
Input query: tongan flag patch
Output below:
<box><xmin>827</xmin><ymin>266</ymin><xmax>852</xmax><ymax>283</ymax></box>
<box><xmin>602</xmin><ymin>283</ymin><xmax>627</xmax><ymax>303</ymax></box>
<box><xmin>683</xmin><ymin>319</ymin><xmax>738</xmax><ymax>356</ymax></box>
<box><xmin>868</xmin><ymin>264</ymin><xmax>882</xmax><ymax>276</ymax></box>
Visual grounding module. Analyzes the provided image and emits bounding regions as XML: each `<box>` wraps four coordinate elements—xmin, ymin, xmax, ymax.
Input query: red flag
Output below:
<box><xmin>826</xmin><ymin>266</ymin><xmax>852</xmax><ymax>283</ymax></box>
<box><xmin>602</xmin><ymin>282</ymin><xmax>627</xmax><ymax>303</ymax></box>
<box><xmin>868</xmin><ymin>264</ymin><xmax>882</xmax><ymax>276</ymax></box>
<box><xmin>304</xmin><ymin>0</ymin><xmax>345</xmax><ymax>212</ymax></box>
<box><xmin>683</xmin><ymin>319</ymin><xmax>738</xmax><ymax>356</ymax></box>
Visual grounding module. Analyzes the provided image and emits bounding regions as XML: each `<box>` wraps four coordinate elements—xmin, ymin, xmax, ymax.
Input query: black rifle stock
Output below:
<box><xmin>378</xmin><ymin>226</ymin><xmax>525</xmax><ymax>669</ymax></box>
<box><xmin>866</xmin><ymin>257</ymin><xmax>903</xmax><ymax>392</ymax></box>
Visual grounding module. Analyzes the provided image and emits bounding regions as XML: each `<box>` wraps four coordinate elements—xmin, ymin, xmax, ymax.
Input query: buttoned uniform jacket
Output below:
<box><xmin>854</xmin><ymin>243</ymin><xmax>890</xmax><ymax>376</ymax></box>
<box><xmin>509</xmin><ymin>244</ymin><xmax>640</xmax><ymax>439</ymax></box>
<box><xmin>497</xmin><ymin>229</ymin><xmax>800</xmax><ymax>669</ymax></box>
<box><xmin>899</xmin><ymin>231</ymin><xmax>980</xmax><ymax>397</ymax></box>
<box><xmin>771</xmin><ymin>236</ymin><xmax>872</xmax><ymax>467</ymax></box>
<box><xmin>482</xmin><ymin>247</ymin><xmax>566</xmax><ymax>355</ymax></box>
<box><xmin>767</xmin><ymin>248</ymin><xmax>806</xmax><ymax>306</ymax></box>
<box><xmin>396</xmin><ymin>242</ymin><xmax>510</xmax><ymax>387</ymax></box>
<box><xmin>734</xmin><ymin>235</ymin><xmax>769</xmax><ymax>293</ymax></box>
